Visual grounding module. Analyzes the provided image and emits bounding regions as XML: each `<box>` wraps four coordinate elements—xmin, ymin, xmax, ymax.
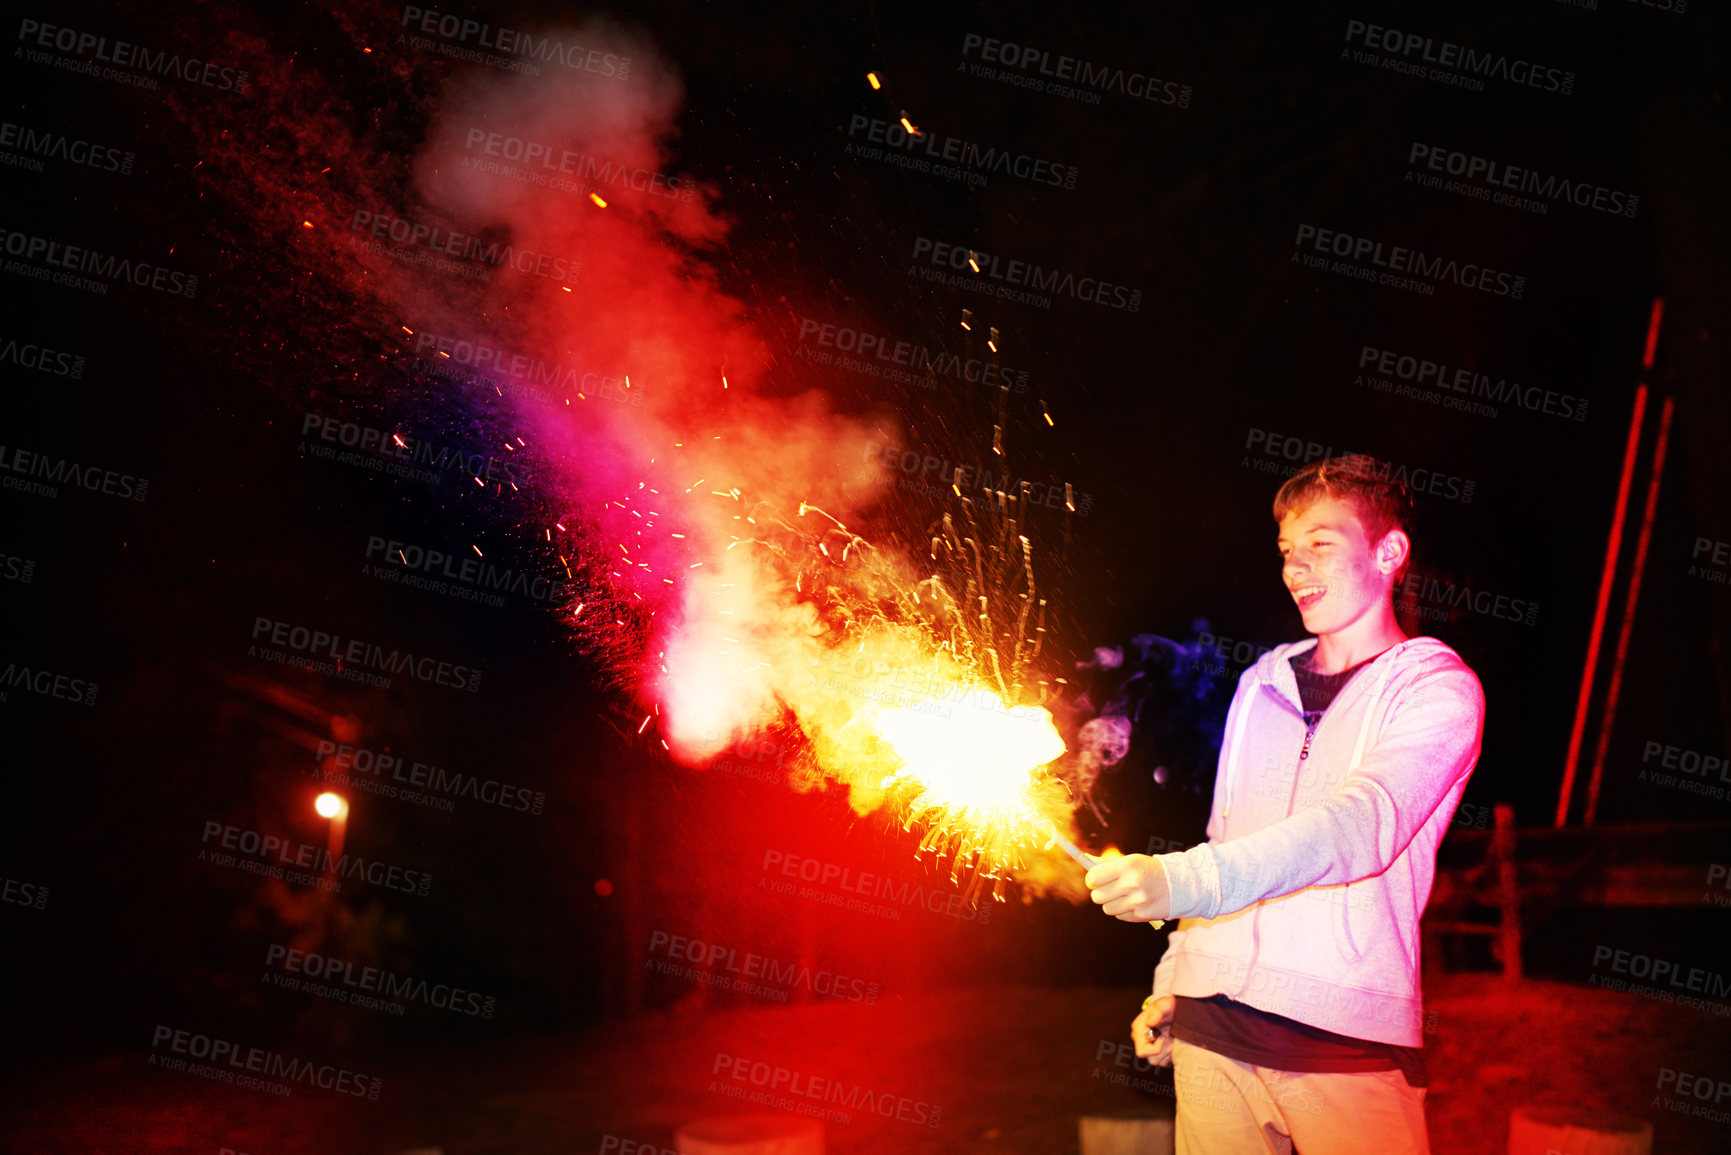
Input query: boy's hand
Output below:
<box><xmin>1132</xmin><ymin>995</ymin><xmax>1175</xmax><ymax>1065</ymax></box>
<box><xmin>1085</xmin><ymin>854</ymin><xmax>1171</xmax><ymax>922</ymax></box>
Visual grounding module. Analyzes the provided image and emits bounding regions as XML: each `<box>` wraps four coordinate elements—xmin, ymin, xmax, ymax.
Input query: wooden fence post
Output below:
<box><xmin>1493</xmin><ymin>804</ymin><xmax>1522</xmax><ymax>982</ymax></box>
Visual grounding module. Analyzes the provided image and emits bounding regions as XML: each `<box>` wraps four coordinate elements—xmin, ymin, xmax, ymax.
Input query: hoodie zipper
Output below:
<box><xmin>1289</xmin><ymin>713</ymin><xmax>1321</xmax><ymax>814</ymax></box>
<box><xmin>1226</xmin><ymin>641</ymin><xmax>1412</xmax><ymax>998</ymax></box>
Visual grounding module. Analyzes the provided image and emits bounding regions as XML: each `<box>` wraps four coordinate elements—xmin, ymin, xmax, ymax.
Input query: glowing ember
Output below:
<box><xmin>852</xmin><ymin>687</ymin><xmax>1074</xmax><ymax>902</ymax></box>
<box><xmin>872</xmin><ymin>693</ymin><xmax>1064</xmax><ymax>821</ymax></box>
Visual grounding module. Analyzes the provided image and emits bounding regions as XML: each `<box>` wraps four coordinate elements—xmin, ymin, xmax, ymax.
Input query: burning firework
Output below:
<box><xmin>171</xmin><ymin>12</ymin><xmax>1100</xmax><ymax>904</ymax></box>
<box><xmin>651</xmin><ymin>473</ymin><xmax>1092</xmax><ymax>905</ymax></box>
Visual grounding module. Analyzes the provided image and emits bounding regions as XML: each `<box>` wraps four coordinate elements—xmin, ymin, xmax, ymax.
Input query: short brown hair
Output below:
<box><xmin>1273</xmin><ymin>454</ymin><xmax>1414</xmax><ymax>579</ymax></box>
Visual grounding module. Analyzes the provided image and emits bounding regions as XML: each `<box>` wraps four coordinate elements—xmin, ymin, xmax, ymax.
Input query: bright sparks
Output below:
<box><xmin>860</xmin><ymin>686</ymin><xmax>1074</xmax><ymax>904</ymax></box>
<box><xmin>873</xmin><ymin>693</ymin><xmax>1064</xmax><ymax>821</ymax></box>
<box><xmin>640</xmin><ymin>454</ymin><xmax>1086</xmax><ymax>903</ymax></box>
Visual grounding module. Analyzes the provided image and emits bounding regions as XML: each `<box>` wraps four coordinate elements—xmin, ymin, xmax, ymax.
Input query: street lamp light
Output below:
<box><xmin>314</xmin><ymin>791</ymin><xmax>349</xmax><ymax>868</ymax></box>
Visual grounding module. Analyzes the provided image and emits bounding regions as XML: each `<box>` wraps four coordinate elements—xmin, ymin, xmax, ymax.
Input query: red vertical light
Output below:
<box><xmin>1555</xmin><ymin>295</ymin><xmax>1664</xmax><ymax>827</ymax></box>
<box><xmin>1554</xmin><ymin>385</ymin><xmax>1647</xmax><ymax>828</ymax></box>
<box><xmin>1584</xmin><ymin>395</ymin><xmax>1675</xmax><ymax>825</ymax></box>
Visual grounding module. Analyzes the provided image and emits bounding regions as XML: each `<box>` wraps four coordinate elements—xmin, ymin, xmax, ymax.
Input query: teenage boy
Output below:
<box><xmin>1084</xmin><ymin>454</ymin><xmax>1485</xmax><ymax>1154</ymax></box>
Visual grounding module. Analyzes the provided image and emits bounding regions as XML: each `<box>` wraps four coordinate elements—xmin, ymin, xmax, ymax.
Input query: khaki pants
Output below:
<box><xmin>1172</xmin><ymin>1037</ymin><xmax>1430</xmax><ymax>1154</ymax></box>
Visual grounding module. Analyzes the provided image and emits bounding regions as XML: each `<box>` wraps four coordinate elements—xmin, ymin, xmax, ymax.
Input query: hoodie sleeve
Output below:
<box><xmin>1149</xmin><ymin>664</ymin><xmax>1252</xmax><ymax>996</ymax></box>
<box><xmin>1155</xmin><ymin>655</ymin><xmax>1484</xmax><ymax>921</ymax></box>
<box><xmin>1150</xmin><ymin>916</ymin><xmax>1193</xmax><ymax>999</ymax></box>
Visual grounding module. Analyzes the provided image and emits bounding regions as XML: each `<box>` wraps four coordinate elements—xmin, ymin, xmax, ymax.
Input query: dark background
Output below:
<box><xmin>2</xmin><ymin>0</ymin><xmax>1728</xmax><ymax>1139</ymax></box>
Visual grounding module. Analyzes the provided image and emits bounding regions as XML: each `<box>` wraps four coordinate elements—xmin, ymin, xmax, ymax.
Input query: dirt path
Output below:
<box><xmin>5</xmin><ymin>974</ymin><xmax>1727</xmax><ymax>1153</ymax></box>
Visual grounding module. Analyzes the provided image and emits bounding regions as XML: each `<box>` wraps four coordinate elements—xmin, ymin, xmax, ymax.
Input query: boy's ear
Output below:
<box><xmin>1376</xmin><ymin>529</ymin><xmax>1411</xmax><ymax>577</ymax></box>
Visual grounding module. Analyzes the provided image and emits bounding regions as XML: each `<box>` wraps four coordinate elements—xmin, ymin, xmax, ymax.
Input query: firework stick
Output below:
<box><xmin>1049</xmin><ymin>822</ymin><xmax>1164</xmax><ymax>929</ymax></box>
<box><xmin>1047</xmin><ymin>824</ymin><xmax>1097</xmax><ymax>870</ymax></box>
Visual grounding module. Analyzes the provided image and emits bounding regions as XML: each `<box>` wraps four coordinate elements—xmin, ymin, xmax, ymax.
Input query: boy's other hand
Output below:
<box><xmin>1132</xmin><ymin>995</ymin><xmax>1175</xmax><ymax>1065</ymax></box>
<box><xmin>1085</xmin><ymin>854</ymin><xmax>1171</xmax><ymax>922</ymax></box>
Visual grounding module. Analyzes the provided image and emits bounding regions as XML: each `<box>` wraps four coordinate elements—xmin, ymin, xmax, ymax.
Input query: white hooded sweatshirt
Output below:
<box><xmin>1151</xmin><ymin>634</ymin><xmax>1485</xmax><ymax>1048</ymax></box>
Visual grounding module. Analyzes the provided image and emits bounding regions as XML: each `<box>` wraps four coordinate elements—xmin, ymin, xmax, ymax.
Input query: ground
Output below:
<box><xmin>6</xmin><ymin>973</ymin><xmax>1728</xmax><ymax>1153</ymax></box>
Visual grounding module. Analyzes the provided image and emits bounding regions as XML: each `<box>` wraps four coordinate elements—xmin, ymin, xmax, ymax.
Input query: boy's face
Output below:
<box><xmin>1277</xmin><ymin>495</ymin><xmax>1403</xmax><ymax>637</ymax></box>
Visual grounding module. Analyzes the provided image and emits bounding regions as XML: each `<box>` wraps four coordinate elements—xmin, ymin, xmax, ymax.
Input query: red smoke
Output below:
<box><xmin>172</xmin><ymin>11</ymin><xmax>1082</xmax><ymax>896</ymax></box>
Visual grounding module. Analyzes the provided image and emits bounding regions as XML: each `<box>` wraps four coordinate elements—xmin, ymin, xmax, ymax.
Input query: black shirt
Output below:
<box><xmin>1171</xmin><ymin>647</ymin><xmax>1427</xmax><ymax>1088</ymax></box>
